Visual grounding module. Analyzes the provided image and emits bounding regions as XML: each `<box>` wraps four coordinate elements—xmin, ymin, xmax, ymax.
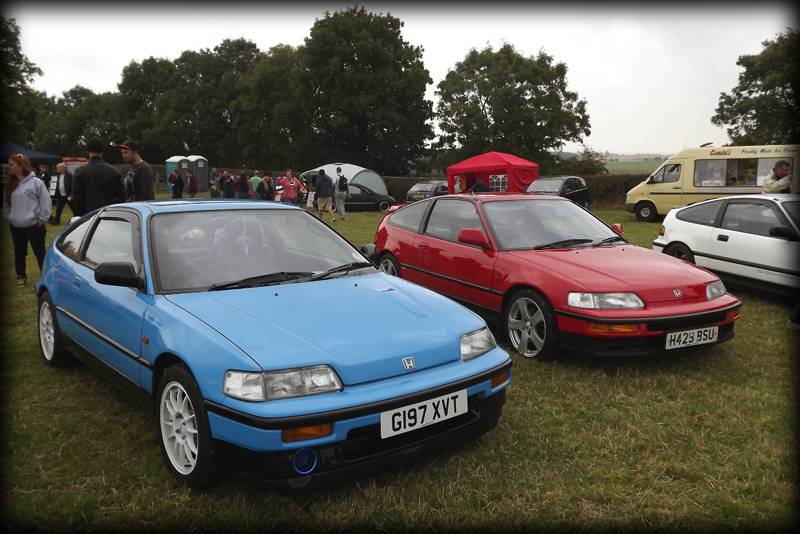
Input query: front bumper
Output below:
<box><xmin>559</xmin><ymin>322</ymin><xmax>735</xmax><ymax>358</ymax></box>
<box><xmin>624</xmin><ymin>202</ymin><xmax>636</xmax><ymax>213</ymax></box>
<box><xmin>555</xmin><ymin>303</ymin><xmax>740</xmax><ymax>357</ymax></box>
<box><xmin>215</xmin><ymin>388</ymin><xmax>506</xmax><ymax>491</ymax></box>
<box><xmin>207</xmin><ymin>360</ymin><xmax>511</xmax><ymax>490</ymax></box>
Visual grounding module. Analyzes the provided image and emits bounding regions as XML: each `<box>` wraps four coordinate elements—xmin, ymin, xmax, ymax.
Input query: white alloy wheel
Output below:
<box><xmin>39</xmin><ymin>300</ymin><xmax>55</xmax><ymax>361</ymax></box>
<box><xmin>507</xmin><ymin>297</ymin><xmax>547</xmax><ymax>358</ymax></box>
<box><xmin>160</xmin><ymin>381</ymin><xmax>200</xmax><ymax>475</ymax></box>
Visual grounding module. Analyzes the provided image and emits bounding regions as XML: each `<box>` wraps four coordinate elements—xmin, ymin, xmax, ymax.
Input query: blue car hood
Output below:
<box><xmin>165</xmin><ymin>272</ymin><xmax>485</xmax><ymax>385</ymax></box>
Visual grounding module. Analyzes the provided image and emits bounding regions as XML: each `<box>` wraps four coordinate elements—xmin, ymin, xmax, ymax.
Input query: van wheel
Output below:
<box><xmin>665</xmin><ymin>243</ymin><xmax>695</xmax><ymax>264</ymax></box>
<box><xmin>635</xmin><ymin>201</ymin><xmax>658</xmax><ymax>222</ymax></box>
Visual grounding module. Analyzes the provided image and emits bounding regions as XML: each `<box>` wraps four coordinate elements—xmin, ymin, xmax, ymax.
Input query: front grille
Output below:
<box><xmin>646</xmin><ymin>311</ymin><xmax>727</xmax><ymax>332</ymax></box>
<box><xmin>340</xmin><ymin>395</ymin><xmax>481</xmax><ymax>462</ymax></box>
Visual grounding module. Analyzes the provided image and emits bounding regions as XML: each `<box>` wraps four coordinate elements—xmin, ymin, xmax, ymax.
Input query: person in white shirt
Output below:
<box><xmin>761</xmin><ymin>160</ymin><xmax>793</xmax><ymax>194</ymax></box>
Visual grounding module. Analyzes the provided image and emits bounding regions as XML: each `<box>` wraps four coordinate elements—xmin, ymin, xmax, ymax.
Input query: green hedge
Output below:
<box><xmin>384</xmin><ymin>174</ymin><xmax>649</xmax><ymax>208</ymax></box>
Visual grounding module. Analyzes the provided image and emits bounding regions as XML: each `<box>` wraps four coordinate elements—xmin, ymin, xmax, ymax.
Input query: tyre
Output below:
<box><xmin>157</xmin><ymin>364</ymin><xmax>215</xmax><ymax>488</ymax></box>
<box><xmin>378</xmin><ymin>201</ymin><xmax>390</xmax><ymax>212</ymax></box>
<box><xmin>634</xmin><ymin>201</ymin><xmax>658</xmax><ymax>222</ymax></box>
<box><xmin>37</xmin><ymin>291</ymin><xmax>73</xmax><ymax>367</ymax></box>
<box><xmin>377</xmin><ymin>253</ymin><xmax>401</xmax><ymax>277</ymax></box>
<box><xmin>501</xmin><ymin>288</ymin><xmax>559</xmax><ymax>361</ymax></box>
<box><xmin>664</xmin><ymin>242</ymin><xmax>695</xmax><ymax>264</ymax></box>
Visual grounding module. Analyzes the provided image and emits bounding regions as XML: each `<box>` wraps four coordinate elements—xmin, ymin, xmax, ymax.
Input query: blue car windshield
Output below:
<box><xmin>482</xmin><ymin>199</ymin><xmax>616</xmax><ymax>250</ymax></box>
<box><xmin>151</xmin><ymin>209</ymin><xmax>370</xmax><ymax>292</ymax></box>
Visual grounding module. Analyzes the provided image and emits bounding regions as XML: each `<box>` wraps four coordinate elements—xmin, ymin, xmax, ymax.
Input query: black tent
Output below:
<box><xmin>0</xmin><ymin>143</ymin><xmax>61</xmax><ymax>165</ymax></box>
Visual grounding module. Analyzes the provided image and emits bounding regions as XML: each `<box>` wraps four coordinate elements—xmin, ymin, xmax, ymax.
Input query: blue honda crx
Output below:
<box><xmin>35</xmin><ymin>200</ymin><xmax>512</xmax><ymax>489</ymax></box>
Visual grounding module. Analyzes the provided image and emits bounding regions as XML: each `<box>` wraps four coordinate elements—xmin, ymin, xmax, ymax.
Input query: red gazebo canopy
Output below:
<box><xmin>447</xmin><ymin>151</ymin><xmax>539</xmax><ymax>193</ymax></box>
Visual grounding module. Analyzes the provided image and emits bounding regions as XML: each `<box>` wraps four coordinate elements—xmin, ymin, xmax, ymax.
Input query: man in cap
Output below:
<box><xmin>118</xmin><ymin>139</ymin><xmax>155</xmax><ymax>201</ymax></box>
<box><xmin>71</xmin><ymin>137</ymin><xmax>125</xmax><ymax>216</ymax></box>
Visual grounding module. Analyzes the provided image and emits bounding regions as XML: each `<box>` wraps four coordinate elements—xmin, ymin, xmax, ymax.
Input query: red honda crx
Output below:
<box><xmin>370</xmin><ymin>193</ymin><xmax>741</xmax><ymax>360</ymax></box>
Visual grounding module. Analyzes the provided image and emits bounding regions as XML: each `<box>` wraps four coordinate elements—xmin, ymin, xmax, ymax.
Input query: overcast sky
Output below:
<box><xmin>5</xmin><ymin>2</ymin><xmax>797</xmax><ymax>154</ymax></box>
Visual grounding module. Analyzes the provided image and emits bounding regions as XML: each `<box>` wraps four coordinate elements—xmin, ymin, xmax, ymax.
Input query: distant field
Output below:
<box><xmin>605</xmin><ymin>158</ymin><xmax>665</xmax><ymax>174</ymax></box>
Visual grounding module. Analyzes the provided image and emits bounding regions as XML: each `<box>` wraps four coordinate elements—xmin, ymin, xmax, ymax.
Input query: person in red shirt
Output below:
<box><xmin>187</xmin><ymin>170</ymin><xmax>198</xmax><ymax>197</ymax></box>
<box><xmin>277</xmin><ymin>170</ymin><xmax>304</xmax><ymax>205</ymax></box>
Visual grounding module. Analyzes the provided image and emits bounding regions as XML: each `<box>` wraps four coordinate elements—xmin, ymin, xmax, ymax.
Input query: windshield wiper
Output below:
<box><xmin>309</xmin><ymin>261</ymin><xmax>374</xmax><ymax>282</ymax></box>
<box><xmin>592</xmin><ymin>235</ymin><xmax>627</xmax><ymax>247</ymax></box>
<box><xmin>533</xmin><ymin>238</ymin><xmax>594</xmax><ymax>250</ymax></box>
<box><xmin>208</xmin><ymin>271</ymin><xmax>313</xmax><ymax>291</ymax></box>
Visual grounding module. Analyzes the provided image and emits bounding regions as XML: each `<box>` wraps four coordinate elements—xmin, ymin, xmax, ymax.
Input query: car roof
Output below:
<box><xmin>440</xmin><ymin>192</ymin><xmax>565</xmax><ymax>202</ymax></box>
<box><xmin>680</xmin><ymin>194</ymin><xmax>797</xmax><ymax>207</ymax></box>
<box><xmin>104</xmin><ymin>199</ymin><xmax>303</xmax><ymax>215</ymax></box>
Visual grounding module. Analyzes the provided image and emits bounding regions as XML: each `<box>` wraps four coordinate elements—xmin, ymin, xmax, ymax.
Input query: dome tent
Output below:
<box><xmin>300</xmin><ymin>163</ymin><xmax>388</xmax><ymax>196</ymax></box>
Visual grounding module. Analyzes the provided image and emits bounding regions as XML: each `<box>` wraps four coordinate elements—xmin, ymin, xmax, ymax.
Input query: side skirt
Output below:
<box><xmin>63</xmin><ymin>336</ymin><xmax>152</xmax><ymax>409</ymax></box>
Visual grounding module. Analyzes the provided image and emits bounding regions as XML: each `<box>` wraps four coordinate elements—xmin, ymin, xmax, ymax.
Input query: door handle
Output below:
<box><xmin>717</xmin><ymin>234</ymin><xmax>729</xmax><ymax>242</ymax></box>
<box><xmin>672</xmin><ymin>186</ymin><xmax>681</xmax><ymax>189</ymax></box>
<box><xmin>418</xmin><ymin>241</ymin><xmax>430</xmax><ymax>250</ymax></box>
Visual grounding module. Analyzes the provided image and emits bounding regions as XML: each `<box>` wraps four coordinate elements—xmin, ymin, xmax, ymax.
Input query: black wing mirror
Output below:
<box><xmin>769</xmin><ymin>226</ymin><xmax>798</xmax><ymax>240</ymax></box>
<box><xmin>360</xmin><ymin>244</ymin><xmax>377</xmax><ymax>261</ymax></box>
<box><xmin>95</xmin><ymin>262</ymin><xmax>144</xmax><ymax>290</ymax></box>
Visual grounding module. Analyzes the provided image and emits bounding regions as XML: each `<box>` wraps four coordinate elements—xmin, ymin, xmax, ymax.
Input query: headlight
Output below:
<box><xmin>706</xmin><ymin>280</ymin><xmax>726</xmax><ymax>300</ymax></box>
<box><xmin>460</xmin><ymin>327</ymin><xmax>496</xmax><ymax>361</ymax></box>
<box><xmin>223</xmin><ymin>371</ymin><xmax>266</xmax><ymax>401</ymax></box>
<box><xmin>567</xmin><ymin>292</ymin><xmax>644</xmax><ymax>309</ymax></box>
<box><xmin>262</xmin><ymin>365</ymin><xmax>342</xmax><ymax>400</ymax></box>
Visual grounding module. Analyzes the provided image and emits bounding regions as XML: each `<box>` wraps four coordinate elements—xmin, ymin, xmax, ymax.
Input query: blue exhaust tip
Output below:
<box><xmin>292</xmin><ymin>448</ymin><xmax>318</xmax><ymax>475</ymax></box>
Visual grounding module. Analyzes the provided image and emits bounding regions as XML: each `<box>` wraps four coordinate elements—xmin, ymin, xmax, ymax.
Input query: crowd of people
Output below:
<box><xmin>3</xmin><ymin>137</ymin><xmax>155</xmax><ymax>286</ymax></box>
<box><xmin>2</xmin><ymin>136</ymin><xmax>357</xmax><ymax>287</ymax></box>
<box><xmin>206</xmin><ymin>166</ymin><xmax>350</xmax><ymax>222</ymax></box>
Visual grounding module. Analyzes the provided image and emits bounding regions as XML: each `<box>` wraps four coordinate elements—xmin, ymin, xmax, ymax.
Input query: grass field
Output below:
<box><xmin>2</xmin><ymin>198</ymin><xmax>797</xmax><ymax>530</ymax></box>
<box><xmin>604</xmin><ymin>159</ymin><xmax>664</xmax><ymax>174</ymax></box>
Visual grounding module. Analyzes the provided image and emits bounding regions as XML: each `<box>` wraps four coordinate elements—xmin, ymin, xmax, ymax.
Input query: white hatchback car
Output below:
<box><xmin>653</xmin><ymin>194</ymin><xmax>800</xmax><ymax>292</ymax></box>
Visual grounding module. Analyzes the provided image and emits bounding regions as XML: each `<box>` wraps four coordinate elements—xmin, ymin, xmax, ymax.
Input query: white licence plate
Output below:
<box><xmin>380</xmin><ymin>389</ymin><xmax>468</xmax><ymax>439</ymax></box>
<box><xmin>665</xmin><ymin>326</ymin><xmax>718</xmax><ymax>350</ymax></box>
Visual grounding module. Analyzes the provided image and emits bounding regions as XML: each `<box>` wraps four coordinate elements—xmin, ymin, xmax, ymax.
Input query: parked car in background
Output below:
<box><xmin>406</xmin><ymin>180</ymin><xmax>449</xmax><ymax>202</ymax></box>
<box><xmin>36</xmin><ymin>200</ymin><xmax>511</xmax><ymax>489</ymax></box>
<box><xmin>347</xmin><ymin>183</ymin><xmax>396</xmax><ymax>211</ymax></box>
<box><xmin>653</xmin><ymin>194</ymin><xmax>800</xmax><ymax>294</ymax></box>
<box><xmin>527</xmin><ymin>176</ymin><xmax>590</xmax><ymax>208</ymax></box>
<box><xmin>370</xmin><ymin>193</ymin><xmax>740</xmax><ymax>361</ymax></box>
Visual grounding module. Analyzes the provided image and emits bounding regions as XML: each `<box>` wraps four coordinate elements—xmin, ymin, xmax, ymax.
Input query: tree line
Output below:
<box><xmin>2</xmin><ymin>8</ymin><xmax>797</xmax><ymax>176</ymax></box>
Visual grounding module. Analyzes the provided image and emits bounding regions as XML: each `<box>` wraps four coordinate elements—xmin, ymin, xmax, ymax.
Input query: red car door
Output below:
<box><xmin>414</xmin><ymin>198</ymin><xmax>500</xmax><ymax>311</ymax></box>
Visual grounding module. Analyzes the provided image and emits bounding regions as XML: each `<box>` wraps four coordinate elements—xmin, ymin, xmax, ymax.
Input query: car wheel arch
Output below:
<box><xmin>501</xmin><ymin>283</ymin><xmax>552</xmax><ymax>312</ymax></box>
<box><xmin>662</xmin><ymin>241</ymin><xmax>696</xmax><ymax>263</ymax></box>
<box><xmin>151</xmin><ymin>353</ymin><xmax>194</xmax><ymax>409</ymax></box>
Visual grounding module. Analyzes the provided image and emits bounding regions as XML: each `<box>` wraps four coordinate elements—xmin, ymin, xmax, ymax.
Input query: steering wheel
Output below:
<box><xmin>165</xmin><ymin>255</ymin><xmax>229</xmax><ymax>290</ymax></box>
<box><xmin>221</xmin><ymin>214</ymin><xmax>269</xmax><ymax>256</ymax></box>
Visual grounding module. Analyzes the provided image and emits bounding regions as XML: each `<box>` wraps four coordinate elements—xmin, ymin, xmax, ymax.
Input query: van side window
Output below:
<box><xmin>756</xmin><ymin>157</ymin><xmax>793</xmax><ymax>187</ymax></box>
<box><xmin>650</xmin><ymin>164</ymin><xmax>681</xmax><ymax>184</ymax></box>
<box><xmin>694</xmin><ymin>158</ymin><xmax>776</xmax><ymax>187</ymax></box>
